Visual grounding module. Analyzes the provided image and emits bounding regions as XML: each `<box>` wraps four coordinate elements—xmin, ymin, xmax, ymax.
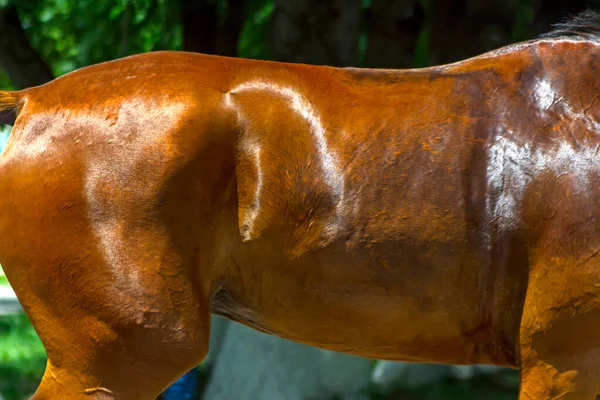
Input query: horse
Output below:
<box><xmin>2</xmin><ymin>10</ymin><xmax>600</xmax><ymax>400</ymax></box>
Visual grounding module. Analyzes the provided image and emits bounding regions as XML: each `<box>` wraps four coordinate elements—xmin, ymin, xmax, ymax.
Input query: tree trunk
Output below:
<box><xmin>428</xmin><ymin>0</ymin><xmax>518</xmax><ymax>66</ymax></box>
<box><xmin>0</xmin><ymin>6</ymin><xmax>54</xmax><ymax>89</ymax></box>
<box><xmin>217</xmin><ymin>0</ymin><xmax>247</xmax><ymax>57</ymax></box>
<box><xmin>363</xmin><ymin>0</ymin><xmax>426</xmax><ymax>68</ymax></box>
<box><xmin>181</xmin><ymin>0</ymin><xmax>246</xmax><ymax>57</ymax></box>
<box><xmin>271</xmin><ymin>0</ymin><xmax>361</xmax><ymax>66</ymax></box>
<box><xmin>180</xmin><ymin>0</ymin><xmax>219</xmax><ymax>54</ymax></box>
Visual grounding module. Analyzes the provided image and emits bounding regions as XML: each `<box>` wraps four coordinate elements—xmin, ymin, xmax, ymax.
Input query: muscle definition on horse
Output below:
<box><xmin>2</xmin><ymin>10</ymin><xmax>600</xmax><ymax>400</ymax></box>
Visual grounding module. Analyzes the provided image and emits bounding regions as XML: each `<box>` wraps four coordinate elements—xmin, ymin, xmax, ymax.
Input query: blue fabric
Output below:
<box><xmin>162</xmin><ymin>367</ymin><xmax>199</xmax><ymax>400</ymax></box>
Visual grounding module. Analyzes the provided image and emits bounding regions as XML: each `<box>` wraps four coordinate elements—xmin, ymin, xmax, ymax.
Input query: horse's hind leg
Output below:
<box><xmin>518</xmin><ymin>255</ymin><xmax>600</xmax><ymax>400</ymax></box>
<box><xmin>0</xmin><ymin>157</ymin><xmax>216</xmax><ymax>399</ymax></box>
<box><xmin>17</xmin><ymin>221</ymin><xmax>212</xmax><ymax>400</ymax></box>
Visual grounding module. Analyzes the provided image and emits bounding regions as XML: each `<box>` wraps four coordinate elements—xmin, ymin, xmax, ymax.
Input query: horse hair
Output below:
<box><xmin>540</xmin><ymin>9</ymin><xmax>600</xmax><ymax>42</ymax></box>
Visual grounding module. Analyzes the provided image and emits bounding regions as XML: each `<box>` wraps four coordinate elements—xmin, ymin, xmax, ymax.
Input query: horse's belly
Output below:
<box><xmin>212</xmin><ymin>237</ymin><xmax>520</xmax><ymax>367</ymax></box>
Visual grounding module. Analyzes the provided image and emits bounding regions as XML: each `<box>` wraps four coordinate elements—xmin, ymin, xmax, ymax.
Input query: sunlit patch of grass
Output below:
<box><xmin>0</xmin><ymin>263</ymin><xmax>8</xmax><ymax>287</ymax></box>
<box><xmin>0</xmin><ymin>314</ymin><xmax>46</xmax><ymax>400</ymax></box>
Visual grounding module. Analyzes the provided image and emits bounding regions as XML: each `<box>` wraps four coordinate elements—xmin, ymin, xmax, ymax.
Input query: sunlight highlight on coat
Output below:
<box><xmin>83</xmin><ymin>100</ymin><xmax>186</xmax><ymax>292</ymax></box>
<box><xmin>242</xmin><ymin>142</ymin><xmax>263</xmax><ymax>239</ymax></box>
<box><xmin>486</xmin><ymin>75</ymin><xmax>600</xmax><ymax>240</ymax></box>
<box><xmin>486</xmin><ymin>132</ymin><xmax>599</xmax><ymax>234</ymax></box>
<box><xmin>225</xmin><ymin>80</ymin><xmax>346</xmax><ymax>238</ymax></box>
<box><xmin>532</xmin><ymin>78</ymin><xmax>555</xmax><ymax>110</ymax></box>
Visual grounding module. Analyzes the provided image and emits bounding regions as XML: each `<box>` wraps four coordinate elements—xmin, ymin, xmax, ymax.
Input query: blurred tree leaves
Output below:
<box><xmin>0</xmin><ymin>0</ymin><xmax>277</xmax><ymax>84</ymax></box>
<box><xmin>0</xmin><ymin>0</ymin><xmax>596</xmax><ymax>89</ymax></box>
<box><xmin>0</xmin><ymin>314</ymin><xmax>46</xmax><ymax>400</ymax></box>
<box><xmin>6</xmin><ymin>0</ymin><xmax>181</xmax><ymax>78</ymax></box>
<box><xmin>238</xmin><ymin>0</ymin><xmax>273</xmax><ymax>59</ymax></box>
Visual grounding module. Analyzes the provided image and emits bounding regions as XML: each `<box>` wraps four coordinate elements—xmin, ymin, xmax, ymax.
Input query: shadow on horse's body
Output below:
<box><xmin>1</xmin><ymin>11</ymin><xmax>600</xmax><ymax>400</ymax></box>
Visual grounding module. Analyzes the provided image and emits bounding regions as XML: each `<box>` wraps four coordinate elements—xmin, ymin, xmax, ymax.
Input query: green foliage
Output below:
<box><xmin>0</xmin><ymin>314</ymin><xmax>46</xmax><ymax>400</ymax></box>
<box><xmin>11</xmin><ymin>0</ymin><xmax>182</xmax><ymax>77</ymax></box>
<box><xmin>413</xmin><ymin>26</ymin><xmax>430</xmax><ymax>68</ymax></box>
<box><xmin>0</xmin><ymin>0</ymin><xmax>582</xmax><ymax>80</ymax></box>
<box><xmin>237</xmin><ymin>0</ymin><xmax>274</xmax><ymax>60</ymax></box>
<box><xmin>0</xmin><ymin>272</ymin><xmax>44</xmax><ymax>400</ymax></box>
<box><xmin>0</xmin><ymin>70</ymin><xmax>14</xmax><ymax>91</ymax></box>
<box><xmin>511</xmin><ymin>0</ymin><xmax>536</xmax><ymax>43</ymax></box>
<box><xmin>0</xmin><ymin>263</ymin><xmax>6</xmax><ymax>286</ymax></box>
<box><xmin>358</xmin><ymin>0</ymin><xmax>370</xmax><ymax>66</ymax></box>
<box><xmin>0</xmin><ymin>0</ymin><xmax>281</xmax><ymax>78</ymax></box>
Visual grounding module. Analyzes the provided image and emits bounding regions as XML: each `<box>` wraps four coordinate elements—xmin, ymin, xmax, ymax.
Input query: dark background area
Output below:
<box><xmin>0</xmin><ymin>0</ymin><xmax>598</xmax><ymax>90</ymax></box>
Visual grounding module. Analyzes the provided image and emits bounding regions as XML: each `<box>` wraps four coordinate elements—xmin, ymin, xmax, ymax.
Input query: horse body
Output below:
<box><xmin>211</xmin><ymin>51</ymin><xmax>531</xmax><ymax>366</ymax></box>
<box><xmin>2</xmin><ymin>15</ymin><xmax>600</xmax><ymax>399</ymax></box>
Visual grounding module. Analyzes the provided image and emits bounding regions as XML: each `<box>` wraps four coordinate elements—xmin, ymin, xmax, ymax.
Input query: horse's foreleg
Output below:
<box><xmin>518</xmin><ymin>255</ymin><xmax>600</xmax><ymax>400</ymax></box>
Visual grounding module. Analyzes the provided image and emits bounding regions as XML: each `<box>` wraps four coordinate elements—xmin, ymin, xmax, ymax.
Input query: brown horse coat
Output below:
<box><xmin>2</xmin><ymin>11</ymin><xmax>600</xmax><ymax>400</ymax></box>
